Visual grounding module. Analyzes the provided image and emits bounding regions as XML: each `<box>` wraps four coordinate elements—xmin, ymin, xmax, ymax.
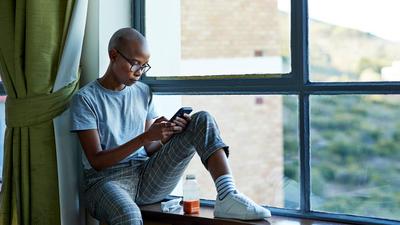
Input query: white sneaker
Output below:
<box><xmin>214</xmin><ymin>192</ymin><xmax>271</xmax><ymax>220</ymax></box>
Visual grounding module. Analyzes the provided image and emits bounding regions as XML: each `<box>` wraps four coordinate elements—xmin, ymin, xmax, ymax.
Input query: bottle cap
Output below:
<box><xmin>186</xmin><ymin>174</ymin><xmax>196</xmax><ymax>180</ymax></box>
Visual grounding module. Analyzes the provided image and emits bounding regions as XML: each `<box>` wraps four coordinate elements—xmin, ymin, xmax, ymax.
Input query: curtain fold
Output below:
<box><xmin>5</xmin><ymin>80</ymin><xmax>79</xmax><ymax>127</ymax></box>
<box><xmin>0</xmin><ymin>0</ymin><xmax>76</xmax><ymax>224</ymax></box>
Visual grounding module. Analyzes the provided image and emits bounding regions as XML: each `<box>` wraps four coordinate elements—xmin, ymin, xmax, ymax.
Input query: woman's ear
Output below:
<box><xmin>109</xmin><ymin>49</ymin><xmax>118</xmax><ymax>62</ymax></box>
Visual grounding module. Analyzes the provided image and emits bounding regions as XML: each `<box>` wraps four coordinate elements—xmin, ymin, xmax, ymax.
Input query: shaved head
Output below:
<box><xmin>108</xmin><ymin>27</ymin><xmax>148</xmax><ymax>55</ymax></box>
<box><xmin>102</xmin><ymin>28</ymin><xmax>150</xmax><ymax>89</ymax></box>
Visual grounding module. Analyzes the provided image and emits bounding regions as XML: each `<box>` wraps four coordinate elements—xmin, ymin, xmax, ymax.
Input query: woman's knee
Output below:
<box><xmin>192</xmin><ymin>111</ymin><xmax>212</xmax><ymax>121</ymax></box>
<box><xmin>92</xmin><ymin>182</ymin><xmax>142</xmax><ymax>225</ymax></box>
<box><xmin>109</xmin><ymin>202</ymin><xmax>142</xmax><ymax>225</ymax></box>
<box><xmin>190</xmin><ymin>111</ymin><xmax>215</xmax><ymax>129</ymax></box>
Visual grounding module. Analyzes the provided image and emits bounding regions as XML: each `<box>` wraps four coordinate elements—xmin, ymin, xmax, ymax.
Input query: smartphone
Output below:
<box><xmin>169</xmin><ymin>107</ymin><xmax>193</xmax><ymax>122</ymax></box>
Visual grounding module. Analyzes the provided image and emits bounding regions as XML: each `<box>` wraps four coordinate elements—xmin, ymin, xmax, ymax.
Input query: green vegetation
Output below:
<box><xmin>283</xmin><ymin>95</ymin><xmax>400</xmax><ymax>221</ymax></box>
<box><xmin>282</xmin><ymin>16</ymin><xmax>400</xmax><ymax>221</ymax></box>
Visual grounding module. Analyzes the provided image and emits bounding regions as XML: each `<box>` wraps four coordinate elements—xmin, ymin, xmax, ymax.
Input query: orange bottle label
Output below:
<box><xmin>183</xmin><ymin>200</ymin><xmax>200</xmax><ymax>214</ymax></box>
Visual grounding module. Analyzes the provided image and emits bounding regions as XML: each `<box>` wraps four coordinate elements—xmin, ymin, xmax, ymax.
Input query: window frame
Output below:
<box><xmin>133</xmin><ymin>0</ymin><xmax>400</xmax><ymax>224</ymax></box>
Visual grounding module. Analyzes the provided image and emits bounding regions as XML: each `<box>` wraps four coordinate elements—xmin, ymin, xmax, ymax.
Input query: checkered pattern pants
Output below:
<box><xmin>82</xmin><ymin>111</ymin><xmax>229</xmax><ymax>225</ymax></box>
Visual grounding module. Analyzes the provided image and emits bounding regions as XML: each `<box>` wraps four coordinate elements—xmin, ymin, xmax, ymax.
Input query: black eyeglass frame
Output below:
<box><xmin>115</xmin><ymin>49</ymin><xmax>151</xmax><ymax>74</ymax></box>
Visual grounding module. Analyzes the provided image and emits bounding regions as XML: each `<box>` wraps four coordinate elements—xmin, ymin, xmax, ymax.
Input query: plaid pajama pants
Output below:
<box><xmin>82</xmin><ymin>111</ymin><xmax>229</xmax><ymax>225</ymax></box>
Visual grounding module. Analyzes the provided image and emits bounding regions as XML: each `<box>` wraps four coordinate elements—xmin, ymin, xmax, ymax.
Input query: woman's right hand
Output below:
<box><xmin>145</xmin><ymin>117</ymin><xmax>183</xmax><ymax>142</ymax></box>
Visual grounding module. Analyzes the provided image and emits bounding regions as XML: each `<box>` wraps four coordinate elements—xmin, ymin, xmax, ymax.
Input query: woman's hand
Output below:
<box><xmin>145</xmin><ymin>116</ymin><xmax>182</xmax><ymax>142</ymax></box>
<box><xmin>170</xmin><ymin>113</ymin><xmax>191</xmax><ymax>133</ymax></box>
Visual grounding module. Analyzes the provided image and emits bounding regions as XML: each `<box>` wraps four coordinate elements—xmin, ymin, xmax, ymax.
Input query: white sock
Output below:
<box><xmin>215</xmin><ymin>174</ymin><xmax>237</xmax><ymax>200</ymax></box>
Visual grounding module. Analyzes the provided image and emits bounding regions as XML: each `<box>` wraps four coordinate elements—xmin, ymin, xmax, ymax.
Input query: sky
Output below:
<box><xmin>278</xmin><ymin>0</ymin><xmax>400</xmax><ymax>42</ymax></box>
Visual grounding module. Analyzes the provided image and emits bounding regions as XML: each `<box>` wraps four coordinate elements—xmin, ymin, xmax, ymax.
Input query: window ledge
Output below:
<box><xmin>140</xmin><ymin>203</ymin><xmax>345</xmax><ymax>225</ymax></box>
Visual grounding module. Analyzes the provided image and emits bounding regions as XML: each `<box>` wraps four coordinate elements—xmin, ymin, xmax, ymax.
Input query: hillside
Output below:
<box><xmin>279</xmin><ymin>11</ymin><xmax>400</xmax><ymax>81</ymax></box>
<box><xmin>280</xmin><ymin>12</ymin><xmax>400</xmax><ymax>220</ymax></box>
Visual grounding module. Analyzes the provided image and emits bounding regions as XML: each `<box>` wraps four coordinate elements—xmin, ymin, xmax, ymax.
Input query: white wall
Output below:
<box><xmin>98</xmin><ymin>0</ymin><xmax>132</xmax><ymax>75</ymax></box>
<box><xmin>81</xmin><ymin>0</ymin><xmax>99</xmax><ymax>85</ymax></box>
<box><xmin>0</xmin><ymin>103</ymin><xmax>5</xmax><ymax>181</ymax></box>
<box><xmin>145</xmin><ymin>0</ymin><xmax>181</xmax><ymax>77</ymax></box>
<box><xmin>81</xmin><ymin>0</ymin><xmax>132</xmax><ymax>84</ymax></box>
<box><xmin>181</xmin><ymin>57</ymin><xmax>283</xmax><ymax>75</ymax></box>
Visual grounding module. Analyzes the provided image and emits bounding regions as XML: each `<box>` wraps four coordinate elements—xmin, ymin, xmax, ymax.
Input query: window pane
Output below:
<box><xmin>309</xmin><ymin>0</ymin><xmax>400</xmax><ymax>82</ymax></box>
<box><xmin>145</xmin><ymin>0</ymin><xmax>291</xmax><ymax>77</ymax></box>
<box><xmin>153</xmin><ymin>95</ymin><xmax>299</xmax><ymax>209</ymax></box>
<box><xmin>310</xmin><ymin>95</ymin><xmax>400</xmax><ymax>220</ymax></box>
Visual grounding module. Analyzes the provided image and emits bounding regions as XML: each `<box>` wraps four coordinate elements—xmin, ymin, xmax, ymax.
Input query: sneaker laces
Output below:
<box><xmin>232</xmin><ymin>193</ymin><xmax>257</xmax><ymax>207</ymax></box>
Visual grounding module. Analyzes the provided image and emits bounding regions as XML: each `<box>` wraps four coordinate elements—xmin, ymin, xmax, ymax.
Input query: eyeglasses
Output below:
<box><xmin>116</xmin><ymin>49</ymin><xmax>151</xmax><ymax>74</ymax></box>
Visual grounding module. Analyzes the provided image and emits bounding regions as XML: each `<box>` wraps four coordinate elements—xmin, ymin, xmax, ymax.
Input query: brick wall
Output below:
<box><xmin>180</xmin><ymin>0</ymin><xmax>284</xmax><ymax>206</ymax></box>
<box><xmin>182</xmin><ymin>95</ymin><xmax>284</xmax><ymax>206</ymax></box>
<box><xmin>181</xmin><ymin>0</ymin><xmax>281</xmax><ymax>59</ymax></box>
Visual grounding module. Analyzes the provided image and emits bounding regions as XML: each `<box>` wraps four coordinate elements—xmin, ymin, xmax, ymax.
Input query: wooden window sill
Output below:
<box><xmin>140</xmin><ymin>203</ymin><xmax>346</xmax><ymax>225</ymax></box>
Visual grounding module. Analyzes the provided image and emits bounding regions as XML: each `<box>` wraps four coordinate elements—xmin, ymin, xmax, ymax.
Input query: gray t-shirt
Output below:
<box><xmin>70</xmin><ymin>80</ymin><xmax>158</xmax><ymax>169</ymax></box>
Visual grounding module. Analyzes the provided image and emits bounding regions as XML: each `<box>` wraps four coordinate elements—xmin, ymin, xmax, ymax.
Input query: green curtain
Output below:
<box><xmin>0</xmin><ymin>0</ymin><xmax>77</xmax><ymax>224</ymax></box>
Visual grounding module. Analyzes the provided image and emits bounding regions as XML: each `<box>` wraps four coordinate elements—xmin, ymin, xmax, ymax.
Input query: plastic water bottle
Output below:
<box><xmin>183</xmin><ymin>174</ymin><xmax>200</xmax><ymax>214</ymax></box>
